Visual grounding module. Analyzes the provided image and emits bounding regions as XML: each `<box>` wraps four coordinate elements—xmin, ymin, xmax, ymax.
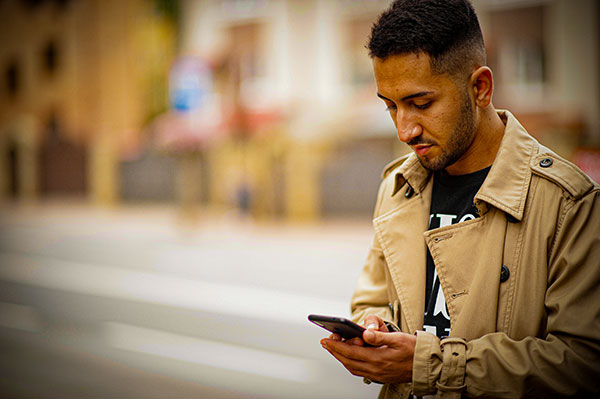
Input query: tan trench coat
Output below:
<box><xmin>350</xmin><ymin>110</ymin><xmax>600</xmax><ymax>398</ymax></box>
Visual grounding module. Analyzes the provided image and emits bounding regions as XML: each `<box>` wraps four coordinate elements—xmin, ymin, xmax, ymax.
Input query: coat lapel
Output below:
<box><xmin>424</xmin><ymin>209</ymin><xmax>507</xmax><ymax>339</ymax></box>
<box><xmin>373</xmin><ymin>180</ymin><xmax>432</xmax><ymax>334</ymax></box>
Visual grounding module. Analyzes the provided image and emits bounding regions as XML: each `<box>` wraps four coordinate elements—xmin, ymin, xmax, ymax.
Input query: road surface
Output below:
<box><xmin>0</xmin><ymin>203</ymin><xmax>383</xmax><ymax>398</ymax></box>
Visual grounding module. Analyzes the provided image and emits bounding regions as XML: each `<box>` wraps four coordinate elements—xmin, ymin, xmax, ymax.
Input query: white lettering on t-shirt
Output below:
<box><xmin>432</xmin><ymin>269</ymin><xmax>450</xmax><ymax>319</ymax></box>
<box><xmin>436</xmin><ymin>213</ymin><xmax>457</xmax><ymax>228</ymax></box>
<box><xmin>432</xmin><ymin>213</ymin><xmax>477</xmax><ymax>228</ymax></box>
<box><xmin>459</xmin><ymin>213</ymin><xmax>476</xmax><ymax>223</ymax></box>
<box><xmin>424</xmin><ymin>325</ymin><xmax>437</xmax><ymax>335</ymax></box>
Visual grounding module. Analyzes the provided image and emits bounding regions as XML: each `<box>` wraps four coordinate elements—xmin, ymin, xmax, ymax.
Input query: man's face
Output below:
<box><xmin>373</xmin><ymin>53</ymin><xmax>477</xmax><ymax>172</ymax></box>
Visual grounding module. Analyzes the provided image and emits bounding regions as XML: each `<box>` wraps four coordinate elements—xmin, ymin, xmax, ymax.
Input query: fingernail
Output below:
<box><xmin>367</xmin><ymin>323</ymin><xmax>377</xmax><ymax>330</ymax></box>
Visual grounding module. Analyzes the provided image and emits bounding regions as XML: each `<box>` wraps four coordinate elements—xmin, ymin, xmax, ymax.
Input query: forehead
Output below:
<box><xmin>373</xmin><ymin>53</ymin><xmax>456</xmax><ymax>98</ymax></box>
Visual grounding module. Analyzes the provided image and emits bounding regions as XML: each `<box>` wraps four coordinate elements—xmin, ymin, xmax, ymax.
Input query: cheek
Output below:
<box><xmin>421</xmin><ymin>117</ymin><xmax>446</xmax><ymax>143</ymax></box>
<box><xmin>424</xmin><ymin>106</ymin><xmax>461</xmax><ymax>140</ymax></box>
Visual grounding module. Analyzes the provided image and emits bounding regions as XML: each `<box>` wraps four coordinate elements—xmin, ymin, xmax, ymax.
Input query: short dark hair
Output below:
<box><xmin>368</xmin><ymin>0</ymin><xmax>486</xmax><ymax>80</ymax></box>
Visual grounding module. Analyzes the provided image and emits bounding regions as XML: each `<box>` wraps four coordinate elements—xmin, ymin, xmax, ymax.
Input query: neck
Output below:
<box><xmin>445</xmin><ymin>106</ymin><xmax>505</xmax><ymax>175</ymax></box>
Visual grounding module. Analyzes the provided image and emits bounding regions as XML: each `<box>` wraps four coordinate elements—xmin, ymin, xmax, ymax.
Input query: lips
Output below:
<box><xmin>413</xmin><ymin>145</ymin><xmax>432</xmax><ymax>156</ymax></box>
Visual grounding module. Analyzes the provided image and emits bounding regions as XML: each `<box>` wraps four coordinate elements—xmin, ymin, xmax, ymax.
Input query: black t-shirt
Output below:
<box><xmin>423</xmin><ymin>166</ymin><xmax>490</xmax><ymax>338</ymax></box>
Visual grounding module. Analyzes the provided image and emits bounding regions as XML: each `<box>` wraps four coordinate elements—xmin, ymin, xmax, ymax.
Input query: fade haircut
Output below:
<box><xmin>368</xmin><ymin>0</ymin><xmax>486</xmax><ymax>82</ymax></box>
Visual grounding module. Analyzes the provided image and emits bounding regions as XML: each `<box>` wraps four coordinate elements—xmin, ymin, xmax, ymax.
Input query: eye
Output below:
<box><xmin>413</xmin><ymin>101</ymin><xmax>432</xmax><ymax>110</ymax></box>
<box><xmin>385</xmin><ymin>104</ymin><xmax>397</xmax><ymax>112</ymax></box>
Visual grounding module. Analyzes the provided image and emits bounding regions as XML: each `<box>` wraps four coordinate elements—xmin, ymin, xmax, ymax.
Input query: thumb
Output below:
<box><xmin>363</xmin><ymin>329</ymin><xmax>402</xmax><ymax>347</ymax></box>
<box><xmin>363</xmin><ymin>316</ymin><xmax>381</xmax><ymax>331</ymax></box>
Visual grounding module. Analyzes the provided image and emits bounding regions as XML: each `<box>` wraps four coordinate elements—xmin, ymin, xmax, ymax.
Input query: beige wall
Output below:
<box><xmin>0</xmin><ymin>0</ymin><xmax>175</xmax><ymax>203</ymax></box>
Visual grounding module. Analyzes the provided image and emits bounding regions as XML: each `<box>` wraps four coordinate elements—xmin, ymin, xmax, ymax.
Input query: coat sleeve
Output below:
<box><xmin>350</xmin><ymin>235</ymin><xmax>394</xmax><ymax>325</ymax></box>
<box><xmin>350</xmin><ymin>175</ymin><xmax>397</xmax><ymax>327</ymax></box>
<box><xmin>412</xmin><ymin>188</ymin><xmax>600</xmax><ymax>398</ymax></box>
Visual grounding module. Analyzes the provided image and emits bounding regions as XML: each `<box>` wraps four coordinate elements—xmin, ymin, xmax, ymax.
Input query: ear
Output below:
<box><xmin>469</xmin><ymin>66</ymin><xmax>494</xmax><ymax>108</ymax></box>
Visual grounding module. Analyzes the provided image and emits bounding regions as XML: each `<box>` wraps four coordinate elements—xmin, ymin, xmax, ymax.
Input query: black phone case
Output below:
<box><xmin>308</xmin><ymin>314</ymin><xmax>366</xmax><ymax>340</ymax></box>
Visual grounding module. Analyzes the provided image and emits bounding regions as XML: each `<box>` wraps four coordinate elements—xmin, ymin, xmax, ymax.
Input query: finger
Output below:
<box><xmin>321</xmin><ymin>335</ymin><xmax>340</xmax><ymax>350</ymax></box>
<box><xmin>363</xmin><ymin>315</ymin><xmax>390</xmax><ymax>332</ymax></box>
<box><xmin>323</xmin><ymin>337</ymin><xmax>372</xmax><ymax>361</ymax></box>
<box><xmin>363</xmin><ymin>329</ymin><xmax>390</xmax><ymax>346</ymax></box>
<box><xmin>363</xmin><ymin>315</ymin><xmax>382</xmax><ymax>331</ymax></box>
<box><xmin>363</xmin><ymin>330</ymin><xmax>415</xmax><ymax>349</ymax></box>
<box><xmin>345</xmin><ymin>337</ymin><xmax>365</xmax><ymax>346</ymax></box>
<box><xmin>328</xmin><ymin>333</ymin><xmax>342</xmax><ymax>341</ymax></box>
<box><xmin>321</xmin><ymin>342</ymin><xmax>374</xmax><ymax>378</ymax></box>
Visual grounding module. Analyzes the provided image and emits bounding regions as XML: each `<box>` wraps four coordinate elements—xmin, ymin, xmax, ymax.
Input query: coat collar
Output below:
<box><xmin>390</xmin><ymin>152</ymin><xmax>431</xmax><ymax>196</ymax></box>
<box><xmin>390</xmin><ymin>110</ymin><xmax>536</xmax><ymax>221</ymax></box>
<box><xmin>475</xmin><ymin>110</ymin><xmax>535</xmax><ymax>221</ymax></box>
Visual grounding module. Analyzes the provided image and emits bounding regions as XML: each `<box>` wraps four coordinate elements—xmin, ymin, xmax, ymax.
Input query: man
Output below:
<box><xmin>320</xmin><ymin>0</ymin><xmax>600</xmax><ymax>398</ymax></box>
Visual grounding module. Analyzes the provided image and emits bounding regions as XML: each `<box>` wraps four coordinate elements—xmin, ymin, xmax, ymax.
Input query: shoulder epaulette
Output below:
<box><xmin>530</xmin><ymin>152</ymin><xmax>596</xmax><ymax>199</ymax></box>
<box><xmin>382</xmin><ymin>154</ymin><xmax>411</xmax><ymax>179</ymax></box>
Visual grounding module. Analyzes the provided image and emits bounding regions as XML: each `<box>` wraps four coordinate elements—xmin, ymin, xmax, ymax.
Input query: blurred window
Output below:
<box><xmin>54</xmin><ymin>0</ymin><xmax>69</xmax><ymax>9</ymax></box>
<box><xmin>8</xmin><ymin>142</ymin><xmax>18</xmax><ymax>197</ymax></box>
<box><xmin>345</xmin><ymin>16</ymin><xmax>378</xmax><ymax>88</ymax></box>
<box><xmin>486</xmin><ymin>5</ymin><xmax>546</xmax><ymax>106</ymax></box>
<box><xmin>21</xmin><ymin>0</ymin><xmax>43</xmax><ymax>9</ymax></box>
<box><xmin>42</xmin><ymin>40</ymin><xmax>59</xmax><ymax>77</ymax></box>
<box><xmin>20</xmin><ymin>0</ymin><xmax>70</xmax><ymax>10</ymax></box>
<box><xmin>221</xmin><ymin>22</ymin><xmax>268</xmax><ymax>136</ymax></box>
<box><xmin>227</xmin><ymin>23</ymin><xmax>262</xmax><ymax>85</ymax></box>
<box><xmin>5</xmin><ymin>61</ymin><xmax>20</xmax><ymax>98</ymax></box>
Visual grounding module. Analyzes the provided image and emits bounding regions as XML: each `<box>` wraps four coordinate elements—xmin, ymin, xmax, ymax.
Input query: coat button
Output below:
<box><xmin>540</xmin><ymin>158</ymin><xmax>553</xmax><ymax>168</ymax></box>
<box><xmin>500</xmin><ymin>265</ymin><xmax>510</xmax><ymax>283</ymax></box>
<box><xmin>404</xmin><ymin>185</ymin><xmax>414</xmax><ymax>198</ymax></box>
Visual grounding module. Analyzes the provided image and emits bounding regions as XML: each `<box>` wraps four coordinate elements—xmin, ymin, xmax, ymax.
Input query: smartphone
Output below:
<box><xmin>308</xmin><ymin>314</ymin><xmax>366</xmax><ymax>341</ymax></box>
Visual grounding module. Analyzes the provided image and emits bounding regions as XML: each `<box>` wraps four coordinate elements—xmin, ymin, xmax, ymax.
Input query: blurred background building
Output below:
<box><xmin>0</xmin><ymin>0</ymin><xmax>599</xmax><ymax>397</ymax></box>
<box><xmin>1</xmin><ymin>0</ymin><xmax>598</xmax><ymax>220</ymax></box>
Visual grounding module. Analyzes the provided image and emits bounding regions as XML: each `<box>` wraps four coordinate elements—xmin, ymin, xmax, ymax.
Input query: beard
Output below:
<box><xmin>412</xmin><ymin>92</ymin><xmax>476</xmax><ymax>172</ymax></box>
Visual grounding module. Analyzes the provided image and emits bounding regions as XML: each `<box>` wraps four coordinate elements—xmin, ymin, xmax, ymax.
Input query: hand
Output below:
<box><xmin>320</xmin><ymin>317</ymin><xmax>415</xmax><ymax>384</ymax></box>
<box><xmin>326</xmin><ymin>315</ymin><xmax>389</xmax><ymax>346</ymax></box>
<box><xmin>362</xmin><ymin>314</ymin><xmax>390</xmax><ymax>333</ymax></box>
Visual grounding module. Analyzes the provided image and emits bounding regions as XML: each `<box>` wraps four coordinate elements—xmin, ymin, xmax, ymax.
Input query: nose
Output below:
<box><xmin>395</xmin><ymin>111</ymin><xmax>422</xmax><ymax>143</ymax></box>
<box><xmin>397</xmin><ymin>124</ymin><xmax>421</xmax><ymax>143</ymax></box>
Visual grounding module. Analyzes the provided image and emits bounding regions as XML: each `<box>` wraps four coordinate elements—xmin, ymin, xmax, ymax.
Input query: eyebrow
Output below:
<box><xmin>377</xmin><ymin>91</ymin><xmax>434</xmax><ymax>102</ymax></box>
